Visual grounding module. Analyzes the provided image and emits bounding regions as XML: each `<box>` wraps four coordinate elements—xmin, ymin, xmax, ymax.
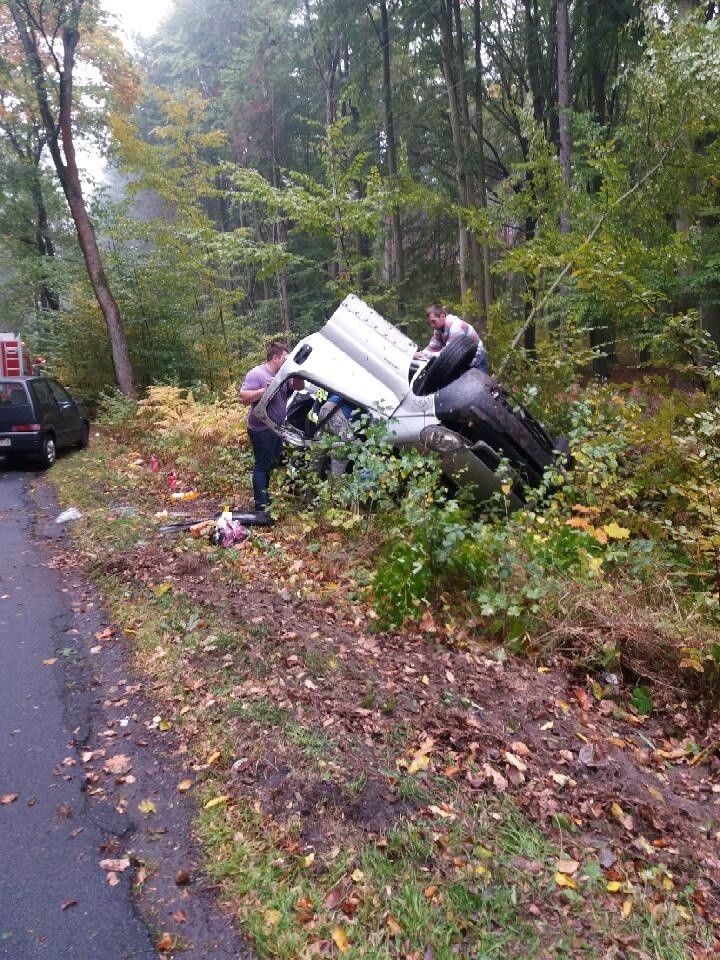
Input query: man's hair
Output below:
<box><xmin>266</xmin><ymin>340</ymin><xmax>289</xmax><ymax>361</ymax></box>
<box><xmin>426</xmin><ymin>304</ymin><xmax>445</xmax><ymax>318</ymax></box>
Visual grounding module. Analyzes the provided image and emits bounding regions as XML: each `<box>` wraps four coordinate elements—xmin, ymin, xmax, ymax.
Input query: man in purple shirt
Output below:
<box><xmin>239</xmin><ymin>341</ymin><xmax>302</xmax><ymax>512</ymax></box>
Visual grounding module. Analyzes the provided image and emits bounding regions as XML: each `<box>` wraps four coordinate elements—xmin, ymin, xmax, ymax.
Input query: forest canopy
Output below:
<box><xmin>1</xmin><ymin>0</ymin><xmax>718</xmax><ymax>394</ymax></box>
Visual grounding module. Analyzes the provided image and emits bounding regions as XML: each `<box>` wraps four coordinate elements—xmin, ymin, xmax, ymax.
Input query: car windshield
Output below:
<box><xmin>0</xmin><ymin>382</ymin><xmax>29</xmax><ymax>405</ymax></box>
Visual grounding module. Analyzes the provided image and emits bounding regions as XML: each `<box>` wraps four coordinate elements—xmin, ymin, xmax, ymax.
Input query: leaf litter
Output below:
<box><xmin>49</xmin><ymin>443</ymin><xmax>720</xmax><ymax>956</ymax></box>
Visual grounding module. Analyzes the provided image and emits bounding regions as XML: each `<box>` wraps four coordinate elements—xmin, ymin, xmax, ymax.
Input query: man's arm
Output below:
<box><xmin>414</xmin><ymin>329</ymin><xmax>445</xmax><ymax>360</ymax></box>
<box><xmin>238</xmin><ymin>369</ymin><xmax>266</xmax><ymax>405</ymax></box>
<box><xmin>239</xmin><ymin>385</ymin><xmax>266</xmax><ymax>404</ymax></box>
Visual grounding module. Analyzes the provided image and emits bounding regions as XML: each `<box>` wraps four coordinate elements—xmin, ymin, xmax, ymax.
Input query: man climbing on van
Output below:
<box><xmin>415</xmin><ymin>304</ymin><xmax>489</xmax><ymax>374</ymax></box>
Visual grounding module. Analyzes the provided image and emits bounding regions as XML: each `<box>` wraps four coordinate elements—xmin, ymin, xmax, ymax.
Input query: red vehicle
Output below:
<box><xmin>0</xmin><ymin>333</ymin><xmax>33</xmax><ymax>377</ymax></box>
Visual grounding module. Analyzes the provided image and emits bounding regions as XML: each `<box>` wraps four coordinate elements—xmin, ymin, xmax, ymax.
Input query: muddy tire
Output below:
<box><xmin>413</xmin><ymin>335</ymin><xmax>477</xmax><ymax>396</ymax></box>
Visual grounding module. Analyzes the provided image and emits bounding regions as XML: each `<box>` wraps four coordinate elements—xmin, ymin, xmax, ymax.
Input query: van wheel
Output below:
<box><xmin>39</xmin><ymin>434</ymin><xmax>56</xmax><ymax>469</ymax></box>
<box><xmin>413</xmin><ymin>336</ymin><xmax>477</xmax><ymax>396</ymax></box>
<box><xmin>77</xmin><ymin>422</ymin><xmax>90</xmax><ymax>450</ymax></box>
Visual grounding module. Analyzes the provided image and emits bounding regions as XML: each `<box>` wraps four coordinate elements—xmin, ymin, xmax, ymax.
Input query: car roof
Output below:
<box><xmin>271</xmin><ymin>295</ymin><xmax>417</xmax><ymax>413</ymax></box>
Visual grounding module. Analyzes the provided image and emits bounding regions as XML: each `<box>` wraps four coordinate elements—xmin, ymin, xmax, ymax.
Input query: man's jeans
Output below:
<box><xmin>248</xmin><ymin>428</ymin><xmax>283</xmax><ymax>510</ymax></box>
<box><xmin>471</xmin><ymin>348</ymin><xmax>489</xmax><ymax>374</ymax></box>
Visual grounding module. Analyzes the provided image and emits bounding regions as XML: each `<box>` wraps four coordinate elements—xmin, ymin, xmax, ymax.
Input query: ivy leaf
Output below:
<box><xmin>631</xmin><ymin>686</ymin><xmax>653</xmax><ymax>715</ymax></box>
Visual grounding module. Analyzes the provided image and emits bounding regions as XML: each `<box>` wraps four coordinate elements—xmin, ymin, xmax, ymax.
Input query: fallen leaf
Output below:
<box><xmin>554</xmin><ymin>872</ymin><xmax>577</xmax><ymax>889</ymax></box>
<box><xmin>611</xmin><ymin>801</ymin><xmax>634</xmax><ymax>830</ymax></box>
<box><xmin>324</xmin><ymin>887</ymin><xmax>343</xmax><ymax>910</ymax></box>
<box><xmin>332</xmin><ymin>926</ymin><xmax>350</xmax><ymax>953</ymax></box>
<box><xmin>482</xmin><ymin>764</ymin><xmax>508</xmax><ymax>792</ymax></box>
<box><xmin>172</xmin><ymin>910</ymin><xmax>187</xmax><ymax>924</ymax></box>
<box><xmin>386</xmin><ymin>914</ymin><xmax>402</xmax><ymax>936</ymax></box>
<box><xmin>60</xmin><ymin>899</ymin><xmax>78</xmax><ymax>911</ymax></box>
<box><xmin>42</xmin><ymin>658</ymin><xmax>58</xmax><ymax>666</ymax></box>
<box><xmin>177</xmin><ymin>779</ymin><xmax>193</xmax><ymax>793</ymax></box>
<box><xmin>104</xmin><ymin>755</ymin><xmax>132</xmax><ymax>776</ymax></box>
<box><xmin>138</xmin><ymin>799</ymin><xmax>156</xmax><ymax>816</ymax></box>
<box><xmin>510</xmin><ymin>741</ymin><xmax>530</xmax><ymax>757</ymax></box>
<box><xmin>607</xmin><ymin>881</ymin><xmax>623</xmax><ymax>893</ymax></box>
<box><xmin>646</xmin><ymin>785</ymin><xmax>665</xmax><ymax>804</ymax></box>
<box><xmin>99</xmin><ymin>858</ymin><xmax>130</xmax><ymax>872</ymax></box>
<box><xmin>503</xmin><ymin>751</ymin><xmax>527</xmax><ymax>772</ymax></box>
<box><xmin>156</xmin><ymin>932</ymin><xmax>174</xmax><ymax>951</ymax></box>
<box><xmin>408</xmin><ymin>737</ymin><xmax>435</xmax><ymax>775</ymax></box>
<box><xmin>511</xmin><ymin>856</ymin><xmax>543</xmax><ymax>874</ymax></box>
<box><xmin>0</xmin><ymin>794</ymin><xmax>18</xmax><ymax>805</ymax></box>
<box><xmin>599</xmin><ymin>847</ymin><xmax>617</xmax><ymax>869</ymax></box>
<box><xmin>351</xmin><ymin>868</ymin><xmax>364</xmax><ymax>882</ymax></box>
<box><xmin>264</xmin><ymin>909</ymin><xmax>281</xmax><ymax>928</ymax></box>
<box><xmin>175</xmin><ymin>869</ymin><xmax>190</xmax><ymax>885</ymax></box>
<box><xmin>203</xmin><ymin>795</ymin><xmax>230</xmax><ymax>810</ymax></box>
<box><xmin>555</xmin><ymin>859</ymin><xmax>580</xmax><ymax>875</ymax></box>
<box><xmin>424</xmin><ymin>885</ymin><xmax>439</xmax><ymax>898</ymax></box>
<box><xmin>621</xmin><ymin>899</ymin><xmax>633</xmax><ymax>918</ymax></box>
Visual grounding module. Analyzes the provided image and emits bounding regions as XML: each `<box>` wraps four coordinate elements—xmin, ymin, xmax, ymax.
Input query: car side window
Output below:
<box><xmin>30</xmin><ymin>379</ymin><xmax>56</xmax><ymax>414</ymax></box>
<box><xmin>47</xmin><ymin>380</ymin><xmax>73</xmax><ymax>404</ymax></box>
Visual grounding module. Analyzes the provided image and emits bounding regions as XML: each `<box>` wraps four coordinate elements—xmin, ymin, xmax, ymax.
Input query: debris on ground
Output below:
<box><xmin>55</xmin><ymin>507</ymin><xmax>82</xmax><ymax>524</ymax></box>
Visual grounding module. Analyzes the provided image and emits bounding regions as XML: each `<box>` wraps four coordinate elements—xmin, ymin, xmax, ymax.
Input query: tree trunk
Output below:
<box><xmin>524</xmin><ymin>217</ymin><xmax>537</xmax><ymax>356</ymax></box>
<box><xmin>304</xmin><ymin>0</ymin><xmax>343</xmax><ymax>279</ymax></box>
<box><xmin>557</xmin><ymin>0</ymin><xmax>571</xmax><ymax>234</ymax></box>
<box><xmin>9</xmin><ymin>0</ymin><xmax>134</xmax><ymax>396</ymax></box>
<box><xmin>473</xmin><ymin>0</ymin><xmax>492</xmax><ymax>322</ymax></box>
<box><xmin>378</xmin><ymin>0</ymin><xmax>404</xmax><ymax>296</ymax></box>
<box><xmin>438</xmin><ymin>0</ymin><xmax>472</xmax><ymax>301</ymax></box>
<box><xmin>452</xmin><ymin>0</ymin><xmax>483</xmax><ymax>307</ymax></box>
<box><xmin>269</xmin><ymin>84</ymin><xmax>292</xmax><ymax>335</ymax></box>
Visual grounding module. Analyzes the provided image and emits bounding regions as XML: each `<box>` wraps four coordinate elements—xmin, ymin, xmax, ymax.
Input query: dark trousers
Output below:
<box><xmin>248</xmin><ymin>428</ymin><xmax>283</xmax><ymax>509</ymax></box>
<box><xmin>471</xmin><ymin>348</ymin><xmax>489</xmax><ymax>374</ymax></box>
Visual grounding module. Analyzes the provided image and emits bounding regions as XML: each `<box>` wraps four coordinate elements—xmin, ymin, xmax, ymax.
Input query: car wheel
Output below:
<box><xmin>413</xmin><ymin>335</ymin><xmax>477</xmax><ymax>396</ymax></box>
<box><xmin>77</xmin><ymin>422</ymin><xmax>90</xmax><ymax>450</ymax></box>
<box><xmin>38</xmin><ymin>434</ymin><xmax>56</xmax><ymax>469</ymax></box>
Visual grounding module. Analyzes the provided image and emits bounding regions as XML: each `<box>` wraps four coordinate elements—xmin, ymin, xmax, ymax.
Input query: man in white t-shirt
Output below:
<box><xmin>415</xmin><ymin>304</ymin><xmax>489</xmax><ymax>373</ymax></box>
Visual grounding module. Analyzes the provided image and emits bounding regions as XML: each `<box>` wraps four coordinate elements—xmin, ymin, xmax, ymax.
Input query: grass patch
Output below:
<box><xmin>44</xmin><ymin>433</ymin><xmax>717</xmax><ymax>959</ymax></box>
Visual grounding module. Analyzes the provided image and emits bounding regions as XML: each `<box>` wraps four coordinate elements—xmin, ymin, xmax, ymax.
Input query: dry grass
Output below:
<box><xmin>538</xmin><ymin>582</ymin><xmax>720</xmax><ymax>704</ymax></box>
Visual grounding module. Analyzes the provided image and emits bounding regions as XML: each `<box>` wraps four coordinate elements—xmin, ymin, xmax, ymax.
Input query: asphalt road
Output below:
<box><xmin>0</xmin><ymin>465</ymin><xmax>156</xmax><ymax>959</ymax></box>
<box><xmin>0</xmin><ymin>460</ymin><xmax>254</xmax><ymax>960</ymax></box>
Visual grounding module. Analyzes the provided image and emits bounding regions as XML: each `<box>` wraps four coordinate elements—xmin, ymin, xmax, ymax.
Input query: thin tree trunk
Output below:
<box><xmin>438</xmin><ymin>0</ymin><xmax>472</xmax><ymax>300</ymax></box>
<box><xmin>377</xmin><ymin>0</ymin><xmax>404</xmax><ymax>294</ymax></box>
<box><xmin>304</xmin><ymin>0</ymin><xmax>343</xmax><ymax>279</ymax></box>
<box><xmin>473</xmin><ymin>0</ymin><xmax>492</xmax><ymax>321</ymax></box>
<box><xmin>269</xmin><ymin>84</ymin><xmax>292</xmax><ymax>335</ymax></box>
<box><xmin>9</xmin><ymin>0</ymin><xmax>134</xmax><ymax>396</ymax></box>
<box><xmin>27</xmin><ymin>163</ymin><xmax>60</xmax><ymax>310</ymax></box>
<box><xmin>557</xmin><ymin>0</ymin><xmax>571</xmax><ymax>234</ymax></box>
<box><xmin>451</xmin><ymin>0</ymin><xmax>483</xmax><ymax>306</ymax></box>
